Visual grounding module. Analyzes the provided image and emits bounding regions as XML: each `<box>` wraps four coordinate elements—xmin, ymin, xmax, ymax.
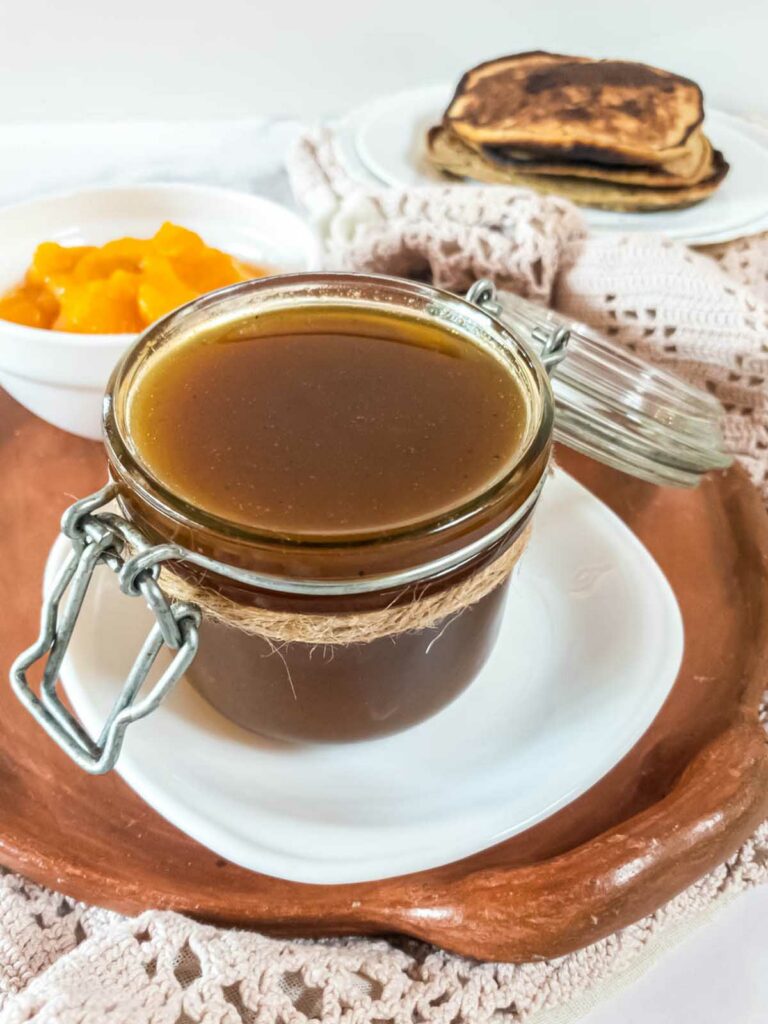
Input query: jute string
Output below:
<box><xmin>157</xmin><ymin>524</ymin><xmax>531</xmax><ymax>645</ymax></box>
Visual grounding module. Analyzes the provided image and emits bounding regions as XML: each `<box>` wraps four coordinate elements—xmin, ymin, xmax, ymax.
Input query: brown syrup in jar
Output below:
<box><xmin>127</xmin><ymin>306</ymin><xmax>529</xmax><ymax>538</ymax></box>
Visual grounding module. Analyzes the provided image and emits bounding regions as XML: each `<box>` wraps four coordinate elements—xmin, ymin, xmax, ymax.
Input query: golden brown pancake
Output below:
<box><xmin>426</xmin><ymin>125</ymin><xmax>729</xmax><ymax>212</ymax></box>
<box><xmin>446</xmin><ymin>52</ymin><xmax>704</xmax><ymax>167</ymax></box>
<box><xmin>473</xmin><ymin>129</ymin><xmax>716</xmax><ymax>188</ymax></box>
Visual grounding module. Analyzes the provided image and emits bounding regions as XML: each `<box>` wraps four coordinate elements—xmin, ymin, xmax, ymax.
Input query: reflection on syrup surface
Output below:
<box><xmin>128</xmin><ymin>306</ymin><xmax>530</xmax><ymax>538</ymax></box>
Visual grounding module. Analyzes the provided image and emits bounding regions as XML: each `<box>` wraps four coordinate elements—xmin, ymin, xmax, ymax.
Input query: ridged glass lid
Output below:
<box><xmin>494</xmin><ymin>290</ymin><xmax>732</xmax><ymax>488</ymax></box>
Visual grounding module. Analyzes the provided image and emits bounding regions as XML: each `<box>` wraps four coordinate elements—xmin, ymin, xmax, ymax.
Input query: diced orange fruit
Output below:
<box><xmin>0</xmin><ymin>283</ymin><xmax>58</xmax><ymax>329</ymax></box>
<box><xmin>0</xmin><ymin>222</ymin><xmax>269</xmax><ymax>334</ymax></box>
<box><xmin>152</xmin><ymin>222</ymin><xmax>205</xmax><ymax>257</ymax></box>
<box><xmin>97</xmin><ymin>237</ymin><xmax>147</xmax><ymax>265</ymax></box>
<box><xmin>71</xmin><ymin>246</ymin><xmax>142</xmax><ymax>283</ymax></box>
<box><xmin>53</xmin><ymin>271</ymin><xmax>143</xmax><ymax>334</ymax></box>
<box><xmin>152</xmin><ymin>222</ymin><xmax>255</xmax><ymax>292</ymax></box>
<box><xmin>137</xmin><ymin>255</ymin><xmax>198</xmax><ymax>324</ymax></box>
<box><xmin>27</xmin><ymin>242</ymin><xmax>96</xmax><ymax>288</ymax></box>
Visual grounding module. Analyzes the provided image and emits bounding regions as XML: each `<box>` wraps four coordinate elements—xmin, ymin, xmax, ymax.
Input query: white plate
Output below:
<box><xmin>52</xmin><ymin>469</ymin><xmax>683</xmax><ymax>885</ymax></box>
<box><xmin>348</xmin><ymin>85</ymin><xmax>768</xmax><ymax>245</ymax></box>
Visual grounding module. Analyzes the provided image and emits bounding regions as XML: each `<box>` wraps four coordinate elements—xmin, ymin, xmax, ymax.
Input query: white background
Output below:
<box><xmin>1</xmin><ymin>0</ymin><xmax>766</xmax><ymax>122</ymax></box>
<box><xmin>1</xmin><ymin>0</ymin><xmax>766</xmax><ymax>1019</ymax></box>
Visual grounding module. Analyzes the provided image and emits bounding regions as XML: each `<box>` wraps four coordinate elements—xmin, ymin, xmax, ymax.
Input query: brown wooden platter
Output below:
<box><xmin>1</xmin><ymin>389</ymin><xmax>767</xmax><ymax>962</ymax></box>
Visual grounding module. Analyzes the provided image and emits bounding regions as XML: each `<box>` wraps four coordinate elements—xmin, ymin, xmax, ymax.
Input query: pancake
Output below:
<box><xmin>474</xmin><ymin>129</ymin><xmax>716</xmax><ymax>188</ymax></box>
<box><xmin>446</xmin><ymin>52</ymin><xmax>704</xmax><ymax>167</ymax></box>
<box><xmin>426</xmin><ymin>124</ymin><xmax>729</xmax><ymax>212</ymax></box>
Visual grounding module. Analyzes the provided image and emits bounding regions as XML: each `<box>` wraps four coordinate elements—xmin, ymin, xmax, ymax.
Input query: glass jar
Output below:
<box><xmin>103</xmin><ymin>274</ymin><xmax>553</xmax><ymax>744</ymax></box>
<box><xmin>11</xmin><ymin>272</ymin><xmax>730</xmax><ymax>773</ymax></box>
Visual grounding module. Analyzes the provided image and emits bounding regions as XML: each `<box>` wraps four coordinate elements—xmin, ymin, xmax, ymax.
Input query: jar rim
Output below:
<box><xmin>103</xmin><ymin>272</ymin><xmax>554</xmax><ymax>560</ymax></box>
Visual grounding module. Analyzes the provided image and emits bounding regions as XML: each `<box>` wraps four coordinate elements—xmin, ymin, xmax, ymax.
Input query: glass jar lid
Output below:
<box><xmin>467</xmin><ymin>282</ymin><xmax>732</xmax><ymax>488</ymax></box>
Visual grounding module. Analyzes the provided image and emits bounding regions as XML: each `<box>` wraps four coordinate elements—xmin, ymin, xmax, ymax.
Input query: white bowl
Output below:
<box><xmin>0</xmin><ymin>183</ymin><xmax>322</xmax><ymax>438</ymax></box>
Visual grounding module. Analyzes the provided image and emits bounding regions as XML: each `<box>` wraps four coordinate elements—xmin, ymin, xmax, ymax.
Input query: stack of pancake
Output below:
<box><xmin>427</xmin><ymin>52</ymin><xmax>728</xmax><ymax>211</ymax></box>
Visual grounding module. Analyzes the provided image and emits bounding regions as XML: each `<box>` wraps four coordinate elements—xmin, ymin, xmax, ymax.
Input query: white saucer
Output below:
<box><xmin>52</xmin><ymin>469</ymin><xmax>683</xmax><ymax>884</ymax></box>
<box><xmin>345</xmin><ymin>84</ymin><xmax>768</xmax><ymax>245</ymax></box>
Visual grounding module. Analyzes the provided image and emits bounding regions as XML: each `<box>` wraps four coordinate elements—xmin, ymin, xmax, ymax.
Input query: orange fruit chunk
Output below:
<box><xmin>27</xmin><ymin>242</ymin><xmax>96</xmax><ymax>288</ymax></box>
<box><xmin>71</xmin><ymin>239</ymin><xmax>145</xmax><ymax>283</ymax></box>
<box><xmin>0</xmin><ymin>283</ymin><xmax>58</xmax><ymax>329</ymax></box>
<box><xmin>137</xmin><ymin>255</ymin><xmax>199</xmax><ymax>325</ymax></box>
<box><xmin>53</xmin><ymin>271</ymin><xmax>143</xmax><ymax>334</ymax></box>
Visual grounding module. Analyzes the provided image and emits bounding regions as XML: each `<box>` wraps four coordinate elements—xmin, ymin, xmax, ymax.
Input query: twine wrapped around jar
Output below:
<box><xmin>157</xmin><ymin>524</ymin><xmax>532</xmax><ymax>646</ymax></box>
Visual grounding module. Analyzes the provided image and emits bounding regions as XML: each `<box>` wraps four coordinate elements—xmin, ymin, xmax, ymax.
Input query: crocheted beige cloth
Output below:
<box><xmin>2</xmin><ymin>130</ymin><xmax>768</xmax><ymax>1023</ymax></box>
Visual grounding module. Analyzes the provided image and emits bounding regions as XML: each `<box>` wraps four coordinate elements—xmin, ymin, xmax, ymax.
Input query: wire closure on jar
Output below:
<box><xmin>465</xmin><ymin>280</ymin><xmax>570</xmax><ymax>375</ymax></box>
<box><xmin>10</xmin><ymin>483</ymin><xmax>202</xmax><ymax>774</ymax></box>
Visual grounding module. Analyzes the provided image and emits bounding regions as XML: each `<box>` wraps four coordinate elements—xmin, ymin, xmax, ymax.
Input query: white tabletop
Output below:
<box><xmin>579</xmin><ymin>887</ymin><xmax>768</xmax><ymax>1024</ymax></box>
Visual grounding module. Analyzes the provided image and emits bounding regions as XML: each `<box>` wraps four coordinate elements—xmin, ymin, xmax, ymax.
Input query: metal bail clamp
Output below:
<box><xmin>465</xmin><ymin>279</ymin><xmax>570</xmax><ymax>375</ymax></box>
<box><xmin>10</xmin><ymin>482</ymin><xmax>202</xmax><ymax>775</ymax></box>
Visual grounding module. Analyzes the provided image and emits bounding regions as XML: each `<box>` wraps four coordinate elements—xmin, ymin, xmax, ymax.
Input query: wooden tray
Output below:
<box><xmin>2</xmin><ymin>390</ymin><xmax>767</xmax><ymax>962</ymax></box>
